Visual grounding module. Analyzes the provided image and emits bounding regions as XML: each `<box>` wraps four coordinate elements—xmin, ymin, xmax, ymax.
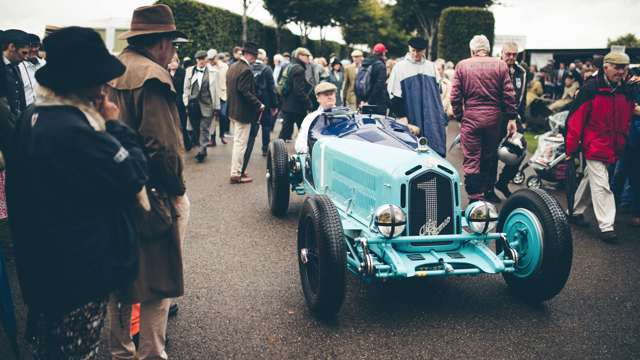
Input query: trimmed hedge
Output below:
<box><xmin>437</xmin><ymin>7</ymin><xmax>495</xmax><ymax>64</ymax></box>
<box><xmin>157</xmin><ymin>0</ymin><xmax>347</xmax><ymax>60</ymax></box>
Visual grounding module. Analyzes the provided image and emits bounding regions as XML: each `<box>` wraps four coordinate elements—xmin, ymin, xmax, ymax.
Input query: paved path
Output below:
<box><xmin>1</xmin><ymin>123</ymin><xmax>639</xmax><ymax>359</ymax></box>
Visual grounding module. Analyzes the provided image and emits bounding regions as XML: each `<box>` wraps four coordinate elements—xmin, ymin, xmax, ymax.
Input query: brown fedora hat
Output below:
<box><xmin>118</xmin><ymin>4</ymin><xmax>187</xmax><ymax>40</ymax></box>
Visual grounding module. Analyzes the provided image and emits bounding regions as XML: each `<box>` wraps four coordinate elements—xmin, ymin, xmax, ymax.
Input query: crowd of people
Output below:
<box><xmin>1</xmin><ymin>3</ymin><xmax>639</xmax><ymax>359</ymax></box>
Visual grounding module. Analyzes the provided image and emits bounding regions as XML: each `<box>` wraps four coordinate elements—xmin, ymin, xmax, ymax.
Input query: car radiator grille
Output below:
<box><xmin>408</xmin><ymin>171</ymin><xmax>455</xmax><ymax>236</ymax></box>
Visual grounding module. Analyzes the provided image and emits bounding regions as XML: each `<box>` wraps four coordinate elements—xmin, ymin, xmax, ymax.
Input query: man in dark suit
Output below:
<box><xmin>2</xmin><ymin>29</ymin><xmax>29</xmax><ymax>118</ymax></box>
<box><xmin>226</xmin><ymin>42</ymin><xmax>264</xmax><ymax>184</ymax></box>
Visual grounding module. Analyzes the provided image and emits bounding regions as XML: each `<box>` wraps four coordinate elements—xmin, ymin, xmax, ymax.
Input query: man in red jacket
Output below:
<box><xmin>450</xmin><ymin>35</ymin><xmax>518</xmax><ymax>202</ymax></box>
<box><xmin>566</xmin><ymin>51</ymin><xmax>635</xmax><ymax>243</ymax></box>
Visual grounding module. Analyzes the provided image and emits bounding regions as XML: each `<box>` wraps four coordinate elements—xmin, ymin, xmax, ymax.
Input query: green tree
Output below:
<box><xmin>342</xmin><ymin>0</ymin><xmax>409</xmax><ymax>56</ymax></box>
<box><xmin>437</xmin><ymin>7</ymin><xmax>494</xmax><ymax>64</ymax></box>
<box><xmin>286</xmin><ymin>0</ymin><xmax>357</xmax><ymax>46</ymax></box>
<box><xmin>157</xmin><ymin>0</ymin><xmax>344</xmax><ymax>59</ymax></box>
<box><xmin>607</xmin><ymin>33</ymin><xmax>640</xmax><ymax>48</ymax></box>
<box><xmin>263</xmin><ymin>0</ymin><xmax>295</xmax><ymax>51</ymax></box>
<box><xmin>393</xmin><ymin>0</ymin><xmax>495</xmax><ymax>59</ymax></box>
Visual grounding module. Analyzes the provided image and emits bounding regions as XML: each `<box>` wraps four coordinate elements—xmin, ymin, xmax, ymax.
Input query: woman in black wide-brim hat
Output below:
<box><xmin>5</xmin><ymin>26</ymin><xmax>148</xmax><ymax>359</ymax></box>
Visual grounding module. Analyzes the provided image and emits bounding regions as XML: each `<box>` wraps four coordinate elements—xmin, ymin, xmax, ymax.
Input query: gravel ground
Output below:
<box><xmin>1</xmin><ymin>122</ymin><xmax>639</xmax><ymax>359</ymax></box>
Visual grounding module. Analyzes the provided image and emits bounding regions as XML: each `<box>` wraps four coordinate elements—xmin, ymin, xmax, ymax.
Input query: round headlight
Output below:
<box><xmin>465</xmin><ymin>201</ymin><xmax>498</xmax><ymax>234</ymax></box>
<box><xmin>374</xmin><ymin>205</ymin><xmax>406</xmax><ymax>238</ymax></box>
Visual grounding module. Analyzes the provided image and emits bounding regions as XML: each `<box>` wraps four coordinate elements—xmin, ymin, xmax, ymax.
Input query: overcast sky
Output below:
<box><xmin>1</xmin><ymin>0</ymin><xmax>638</xmax><ymax>49</ymax></box>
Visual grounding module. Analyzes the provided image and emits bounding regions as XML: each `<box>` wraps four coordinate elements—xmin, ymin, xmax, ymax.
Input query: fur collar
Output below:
<box><xmin>36</xmin><ymin>87</ymin><xmax>106</xmax><ymax>132</ymax></box>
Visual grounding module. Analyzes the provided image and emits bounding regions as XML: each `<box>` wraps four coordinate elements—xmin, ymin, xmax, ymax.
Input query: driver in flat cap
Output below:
<box><xmin>387</xmin><ymin>37</ymin><xmax>447</xmax><ymax>157</ymax></box>
<box><xmin>295</xmin><ymin>82</ymin><xmax>338</xmax><ymax>153</ymax></box>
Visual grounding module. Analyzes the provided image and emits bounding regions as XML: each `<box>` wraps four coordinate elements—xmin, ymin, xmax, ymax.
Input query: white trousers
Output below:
<box><xmin>230</xmin><ymin>118</ymin><xmax>251</xmax><ymax>177</ymax></box>
<box><xmin>573</xmin><ymin>159</ymin><xmax>616</xmax><ymax>232</ymax></box>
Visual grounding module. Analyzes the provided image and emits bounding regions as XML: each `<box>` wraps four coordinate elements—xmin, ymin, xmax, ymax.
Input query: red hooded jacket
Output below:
<box><xmin>566</xmin><ymin>73</ymin><xmax>635</xmax><ymax>164</ymax></box>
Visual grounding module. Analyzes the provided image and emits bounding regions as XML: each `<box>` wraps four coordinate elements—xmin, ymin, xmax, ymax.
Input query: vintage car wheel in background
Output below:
<box><xmin>497</xmin><ymin>189</ymin><xmax>573</xmax><ymax>303</ymax></box>
<box><xmin>526</xmin><ymin>175</ymin><xmax>542</xmax><ymax>189</ymax></box>
<box><xmin>512</xmin><ymin>171</ymin><xmax>525</xmax><ymax>185</ymax></box>
<box><xmin>267</xmin><ymin>139</ymin><xmax>290</xmax><ymax>217</ymax></box>
<box><xmin>297</xmin><ymin>195</ymin><xmax>346</xmax><ymax>317</ymax></box>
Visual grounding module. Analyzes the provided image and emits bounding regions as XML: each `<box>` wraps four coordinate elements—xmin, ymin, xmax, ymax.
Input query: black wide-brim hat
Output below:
<box><xmin>243</xmin><ymin>42</ymin><xmax>259</xmax><ymax>56</ymax></box>
<box><xmin>36</xmin><ymin>26</ymin><xmax>125</xmax><ymax>92</ymax></box>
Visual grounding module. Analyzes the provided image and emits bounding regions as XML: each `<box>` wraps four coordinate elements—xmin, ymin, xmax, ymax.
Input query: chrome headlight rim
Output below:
<box><xmin>373</xmin><ymin>204</ymin><xmax>407</xmax><ymax>239</ymax></box>
<box><xmin>465</xmin><ymin>201</ymin><xmax>499</xmax><ymax>234</ymax></box>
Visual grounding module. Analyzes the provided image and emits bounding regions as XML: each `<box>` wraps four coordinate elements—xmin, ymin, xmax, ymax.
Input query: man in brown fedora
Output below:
<box><xmin>107</xmin><ymin>4</ymin><xmax>189</xmax><ymax>359</ymax></box>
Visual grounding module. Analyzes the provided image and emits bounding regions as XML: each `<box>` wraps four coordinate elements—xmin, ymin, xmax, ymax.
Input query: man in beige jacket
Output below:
<box><xmin>209</xmin><ymin>49</ymin><xmax>229</xmax><ymax>144</ymax></box>
<box><xmin>343</xmin><ymin>49</ymin><xmax>363</xmax><ymax>109</ymax></box>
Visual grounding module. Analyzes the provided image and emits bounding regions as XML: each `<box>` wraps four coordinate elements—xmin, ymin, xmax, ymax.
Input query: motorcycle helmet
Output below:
<box><xmin>497</xmin><ymin>133</ymin><xmax>527</xmax><ymax>166</ymax></box>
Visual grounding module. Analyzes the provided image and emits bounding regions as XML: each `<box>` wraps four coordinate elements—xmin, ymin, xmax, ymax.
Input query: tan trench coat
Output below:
<box><xmin>343</xmin><ymin>63</ymin><xmax>358</xmax><ymax>108</ymax></box>
<box><xmin>109</xmin><ymin>47</ymin><xmax>185</xmax><ymax>303</ymax></box>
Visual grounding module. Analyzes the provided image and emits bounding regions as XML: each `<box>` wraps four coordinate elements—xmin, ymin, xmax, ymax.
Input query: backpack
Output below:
<box><xmin>276</xmin><ymin>63</ymin><xmax>292</xmax><ymax>97</ymax></box>
<box><xmin>355</xmin><ymin>64</ymin><xmax>373</xmax><ymax>100</ymax></box>
<box><xmin>252</xmin><ymin>63</ymin><xmax>269</xmax><ymax>103</ymax></box>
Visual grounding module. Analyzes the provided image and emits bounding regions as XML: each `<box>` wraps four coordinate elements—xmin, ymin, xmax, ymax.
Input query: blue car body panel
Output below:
<box><xmin>288</xmin><ymin>111</ymin><xmax>517</xmax><ymax>280</ymax></box>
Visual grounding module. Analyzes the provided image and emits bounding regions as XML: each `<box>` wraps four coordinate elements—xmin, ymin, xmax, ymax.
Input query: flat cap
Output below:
<box><xmin>315</xmin><ymin>82</ymin><xmax>337</xmax><ymax>95</ymax></box>
<box><xmin>295</xmin><ymin>47</ymin><xmax>311</xmax><ymax>57</ymax></box>
<box><xmin>206</xmin><ymin>49</ymin><xmax>217</xmax><ymax>59</ymax></box>
<box><xmin>194</xmin><ymin>50</ymin><xmax>207</xmax><ymax>59</ymax></box>
<box><xmin>604</xmin><ymin>51</ymin><xmax>630</xmax><ymax>65</ymax></box>
<box><xmin>350</xmin><ymin>49</ymin><xmax>363</xmax><ymax>57</ymax></box>
<box><xmin>408</xmin><ymin>37</ymin><xmax>428</xmax><ymax>50</ymax></box>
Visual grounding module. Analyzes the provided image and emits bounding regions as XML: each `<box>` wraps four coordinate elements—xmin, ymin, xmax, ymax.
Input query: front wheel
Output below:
<box><xmin>298</xmin><ymin>195</ymin><xmax>346</xmax><ymax>317</ymax></box>
<box><xmin>267</xmin><ymin>139</ymin><xmax>290</xmax><ymax>217</ymax></box>
<box><xmin>497</xmin><ymin>189</ymin><xmax>573</xmax><ymax>302</ymax></box>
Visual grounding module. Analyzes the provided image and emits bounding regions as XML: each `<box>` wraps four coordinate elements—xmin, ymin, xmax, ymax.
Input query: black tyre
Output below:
<box><xmin>298</xmin><ymin>195</ymin><xmax>346</xmax><ymax>317</ymax></box>
<box><xmin>526</xmin><ymin>175</ymin><xmax>541</xmax><ymax>189</ymax></box>
<box><xmin>497</xmin><ymin>188</ymin><xmax>573</xmax><ymax>302</ymax></box>
<box><xmin>267</xmin><ymin>139</ymin><xmax>290</xmax><ymax>217</ymax></box>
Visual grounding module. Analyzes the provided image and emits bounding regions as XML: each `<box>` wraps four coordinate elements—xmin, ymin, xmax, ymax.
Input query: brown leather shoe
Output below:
<box><xmin>240</xmin><ymin>175</ymin><xmax>253</xmax><ymax>183</ymax></box>
<box><xmin>230</xmin><ymin>175</ymin><xmax>253</xmax><ymax>184</ymax></box>
<box><xmin>220</xmin><ymin>137</ymin><xmax>228</xmax><ymax>145</ymax></box>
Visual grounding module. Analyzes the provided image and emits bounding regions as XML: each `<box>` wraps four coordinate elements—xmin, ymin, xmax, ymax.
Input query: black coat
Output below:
<box><xmin>2</xmin><ymin>62</ymin><xmax>26</xmax><ymax>118</ymax></box>
<box><xmin>171</xmin><ymin>67</ymin><xmax>188</xmax><ymax>128</ymax></box>
<box><xmin>6</xmin><ymin>105</ymin><xmax>148</xmax><ymax>316</ymax></box>
<box><xmin>252</xmin><ymin>62</ymin><xmax>278</xmax><ymax>109</ymax></box>
<box><xmin>361</xmin><ymin>55</ymin><xmax>388</xmax><ymax>113</ymax></box>
<box><xmin>281</xmin><ymin>58</ymin><xmax>312</xmax><ymax>114</ymax></box>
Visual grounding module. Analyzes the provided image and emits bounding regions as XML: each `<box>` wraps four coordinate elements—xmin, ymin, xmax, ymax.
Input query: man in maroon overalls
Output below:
<box><xmin>450</xmin><ymin>35</ymin><xmax>518</xmax><ymax>202</ymax></box>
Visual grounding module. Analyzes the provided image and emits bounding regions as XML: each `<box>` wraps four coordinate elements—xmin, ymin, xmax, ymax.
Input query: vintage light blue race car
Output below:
<box><xmin>266</xmin><ymin>108</ymin><xmax>573</xmax><ymax>317</ymax></box>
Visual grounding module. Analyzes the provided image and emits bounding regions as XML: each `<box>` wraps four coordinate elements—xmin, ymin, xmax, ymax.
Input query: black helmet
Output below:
<box><xmin>497</xmin><ymin>134</ymin><xmax>527</xmax><ymax>166</ymax></box>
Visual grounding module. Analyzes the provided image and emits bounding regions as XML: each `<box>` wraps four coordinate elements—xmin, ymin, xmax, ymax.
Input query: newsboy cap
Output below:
<box><xmin>604</xmin><ymin>51</ymin><xmax>630</xmax><ymax>65</ymax></box>
<box><xmin>315</xmin><ymin>82</ymin><xmax>337</xmax><ymax>95</ymax></box>
<box><xmin>194</xmin><ymin>50</ymin><xmax>207</xmax><ymax>59</ymax></box>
